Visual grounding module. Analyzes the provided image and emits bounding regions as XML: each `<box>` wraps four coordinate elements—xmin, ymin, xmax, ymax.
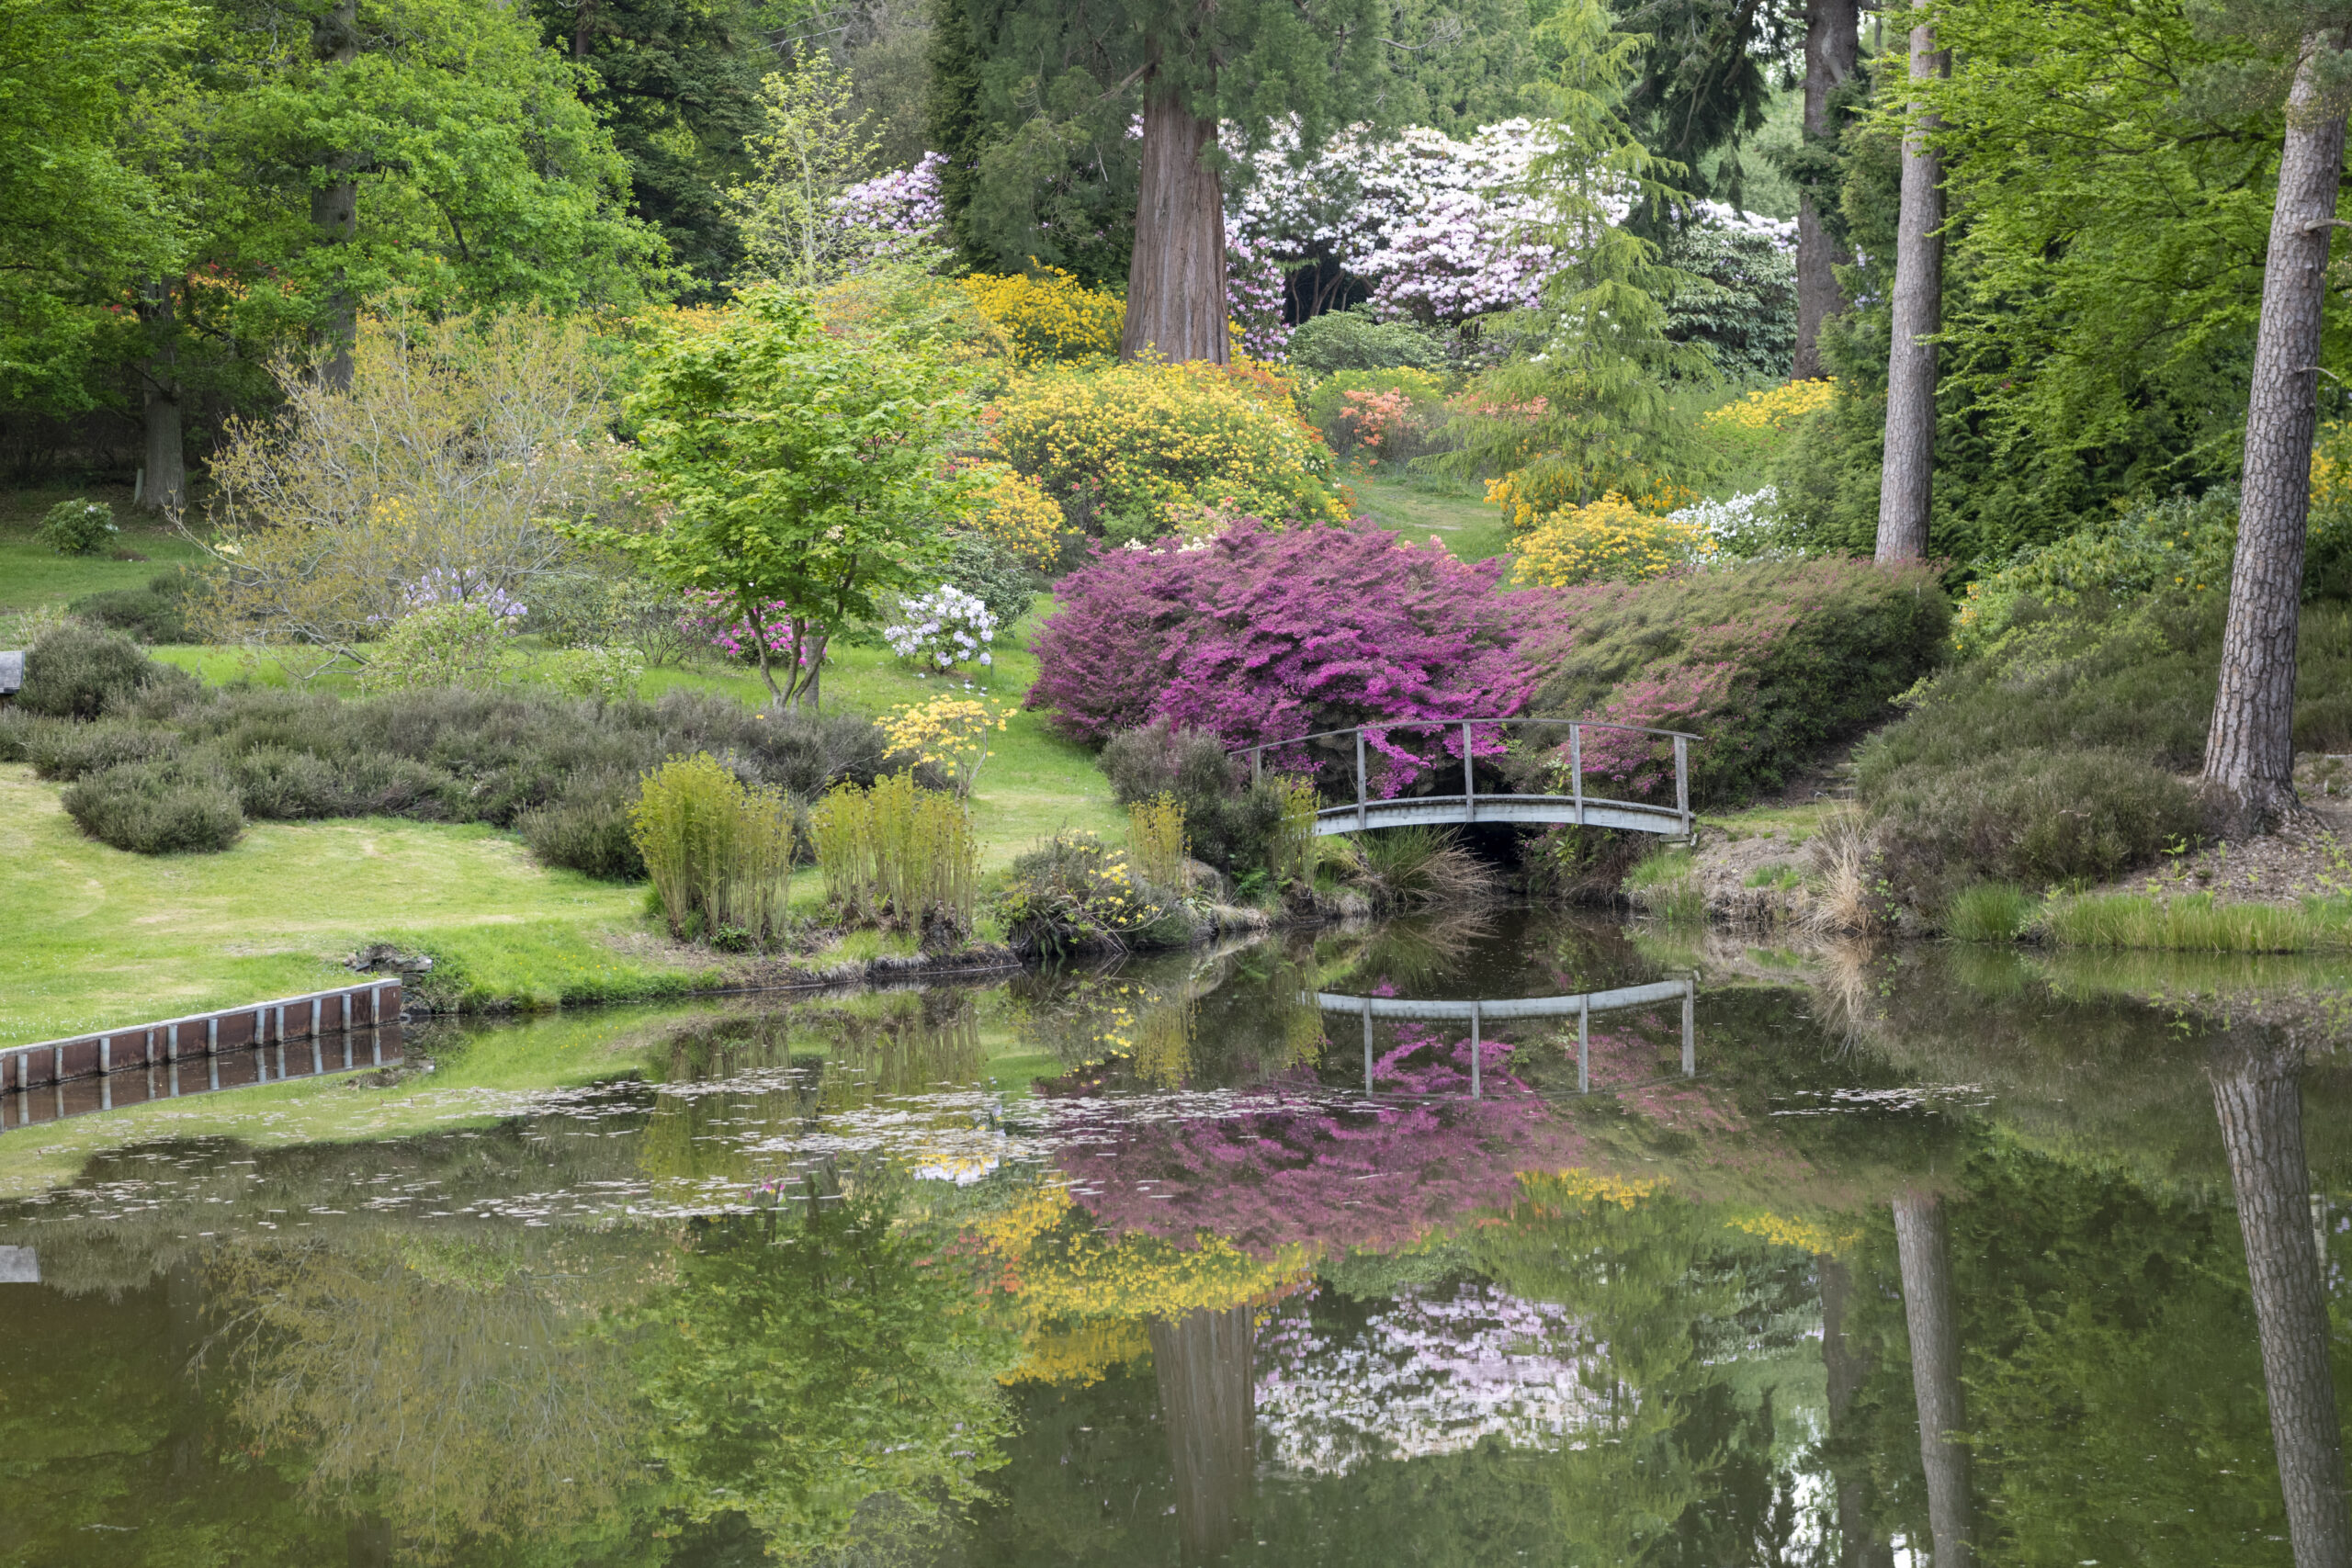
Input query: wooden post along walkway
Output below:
<box><xmin>1235</xmin><ymin>717</ymin><xmax>1699</xmax><ymax>840</ymax></box>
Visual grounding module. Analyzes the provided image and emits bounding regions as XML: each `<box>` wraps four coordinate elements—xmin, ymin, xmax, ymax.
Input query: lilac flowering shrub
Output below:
<box><xmin>1514</xmin><ymin>558</ymin><xmax>1950</xmax><ymax>805</ymax></box>
<box><xmin>835</xmin><ymin>152</ymin><xmax>949</xmax><ymax>259</ymax></box>
<box><xmin>1026</xmin><ymin>519</ymin><xmax>1544</xmax><ymax>795</ymax></box>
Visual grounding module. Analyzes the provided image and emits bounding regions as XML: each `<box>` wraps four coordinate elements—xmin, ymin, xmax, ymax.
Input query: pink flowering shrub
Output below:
<box><xmin>1516</xmin><ymin>558</ymin><xmax>1950</xmax><ymax>804</ymax></box>
<box><xmin>680</xmin><ymin>590</ymin><xmax>820</xmax><ymax>667</ymax></box>
<box><xmin>1048</xmin><ymin>1027</ymin><xmax>1592</xmax><ymax>1258</ymax></box>
<box><xmin>1026</xmin><ymin>519</ymin><xmax>1547</xmax><ymax>793</ymax></box>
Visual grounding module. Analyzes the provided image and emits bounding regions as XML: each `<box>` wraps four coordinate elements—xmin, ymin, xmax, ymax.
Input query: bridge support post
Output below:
<box><xmin>1682</xmin><ymin>980</ymin><xmax>1696</xmax><ymax>1076</ymax></box>
<box><xmin>1362</xmin><ymin>999</ymin><xmax>1374</xmax><ymax>1096</ymax></box>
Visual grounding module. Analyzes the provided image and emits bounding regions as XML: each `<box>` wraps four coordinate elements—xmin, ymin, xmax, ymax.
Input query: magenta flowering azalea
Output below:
<box><xmin>1026</xmin><ymin>519</ymin><xmax>1552</xmax><ymax>794</ymax></box>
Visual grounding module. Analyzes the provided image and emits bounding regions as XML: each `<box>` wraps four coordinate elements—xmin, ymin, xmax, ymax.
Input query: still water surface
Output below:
<box><xmin>3</xmin><ymin>913</ymin><xmax>2349</xmax><ymax>1566</ymax></box>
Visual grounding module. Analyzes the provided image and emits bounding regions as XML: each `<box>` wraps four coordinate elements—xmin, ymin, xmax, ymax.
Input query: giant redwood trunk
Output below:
<box><xmin>1894</xmin><ymin>1192</ymin><xmax>1973</xmax><ymax>1566</ymax></box>
<box><xmin>1122</xmin><ymin>86</ymin><xmax>1229</xmax><ymax>366</ymax></box>
<box><xmin>1793</xmin><ymin>0</ymin><xmax>1857</xmax><ymax>380</ymax></box>
<box><xmin>1820</xmin><ymin>1254</ymin><xmax>1894</xmax><ymax>1568</ymax></box>
<box><xmin>1149</xmin><ymin>1303</ymin><xmax>1255</xmax><ymax>1562</ymax></box>
<box><xmin>137</xmin><ymin>278</ymin><xmax>186</xmax><ymax>515</ymax></box>
<box><xmin>2211</xmin><ymin>1028</ymin><xmax>2352</xmax><ymax>1568</ymax></box>
<box><xmin>1874</xmin><ymin>0</ymin><xmax>1946</xmax><ymax>563</ymax></box>
<box><xmin>2204</xmin><ymin>34</ymin><xmax>2351</xmax><ymax>830</ymax></box>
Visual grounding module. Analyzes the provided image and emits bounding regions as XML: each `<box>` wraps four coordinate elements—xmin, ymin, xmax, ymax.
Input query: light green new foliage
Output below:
<box><xmin>571</xmin><ymin>288</ymin><xmax>976</xmax><ymax>708</ymax></box>
<box><xmin>1267</xmin><ymin>775</ymin><xmax>1322</xmax><ymax>888</ymax></box>
<box><xmin>808</xmin><ymin>773</ymin><xmax>978</xmax><ymax>929</ymax></box>
<box><xmin>629</xmin><ymin>753</ymin><xmax>797</xmax><ymax>945</ymax></box>
<box><xmin>1126</xmin><ymin>794</ymin><xmax>1189</xmax><ymax>891</ymax></box>
<box><xmin>725</xmin><ymin>55</ymin><xmax>883</xmax><ymax>288</ymax></box>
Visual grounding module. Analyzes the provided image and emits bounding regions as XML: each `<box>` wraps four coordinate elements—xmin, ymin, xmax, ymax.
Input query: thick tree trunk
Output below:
<box><xmin>311</xmin><ymin>0</ymin><xmax>360</xmax><ymax>391</ymax></box>
<box><xmin>1149</xmin><ymin>1303</ymin><xmax>1255</xmax><ymax>1562</ymax></box>
<box><xmin>1894</xmin><ymin>1192</ymin><xmax>1973</xmax><ymax>1566</ymax></box>
<box><xmin>137</xmin><ymin>278</ymin><xmax>186</xmax><ymax>515</ymax></box>
<box><xmin>2211</xmin><ymin>1028</ymin><xmax>2352</xmax><ymax>1568</ymax></box>
<box><xmin>1874</xmin><ymin>0</ymin><xmax>1946</xmax><ymax>563</ymax></box>
<box><xmin>1793</xmin><ymin>0</ymin><xmax>1857</xmax><ymax>380</ymax></box>
<box><xmin>2204</xmin><ymin>35</ymin><xmax>2350</xmax><ymax>831</ymax></box>
<box><xmin>1123</xmin><ymin>85</ymin><xmax>1229</xmax><ymax>366</ymax></box>
<box><xmin>1820</xmin><ymin>1254</ymin><xmax>1894</xmax><ymax>1568</ymax></box>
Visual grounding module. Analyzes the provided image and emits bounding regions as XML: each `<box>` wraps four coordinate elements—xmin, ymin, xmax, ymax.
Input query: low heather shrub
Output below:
<box><xmin>69</xmin><ymin>572</ymin><xmax>194</xmax><ymax>644</ymax></box>
<box><xmin>1031</xmin><ymin>521</ymin><xmax>1542</xmax><ymax>797</ymax></box>
<box><xmin>27</xmin><ymin>717</ymin><xmax>184</xmax><ymax>781</ymax></box>
<box><xmin>1516</xmin><ymin>558</ymin><xmax>1951</xmax><ymax>806</ymax></box>
<box><xmin>1871</xmin><ymin>748</ymin><xmax>2201</xmax><ymax>904</ymax></box>
<box><xmin>18</xmin><ymin>627</ymin><xmax>198</xmax><ymax>720</ymax></box>
<box><xmin>514</xmin><ymin>770</ymin><xmax>644</xmax><ymax>881</ymax></box>
<box><xmin>61</xmin><ymin>758</ymin><xmax>244</xmax><ymax>853</ymax></box>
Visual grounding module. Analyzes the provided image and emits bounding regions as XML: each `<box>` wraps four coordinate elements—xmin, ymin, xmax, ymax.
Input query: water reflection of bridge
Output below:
<box><xmin>1311</xmin><ymin>978</ymin><xmax>1696</xmax><ymax>1097</ymax></box>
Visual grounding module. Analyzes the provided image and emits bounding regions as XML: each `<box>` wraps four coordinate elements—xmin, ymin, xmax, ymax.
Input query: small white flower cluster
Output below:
<box><xmin>884</xmin><ymin>583</ymin><xmax>999</xmax><ymax>671</ymax></box>
<box><xmin>1672</xmin><ymin>487</ymin><xmax>1795</xmax><ymax>562</ymax></box>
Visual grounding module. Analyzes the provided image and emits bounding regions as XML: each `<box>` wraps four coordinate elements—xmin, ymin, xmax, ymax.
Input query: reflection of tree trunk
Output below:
<box><xmin>1820</xmin><ymin>1254</ymin><xmax>1894</xmax><ymax>1568</ymax></box>
<box><xmin>167</xmin><ymin>1258</ymin><xmax>206</xmax><ymax>1478</ymax></box>
<box><xmin>2212</xmin><ymin>1029</ymin><xmax>2352</xmax><ymax>1568</ymax></box>
<box><xmin>1150</xmin><ymin>1303</ymin><xmax>1255</xmax><ymax>1562</ymax></box>
<box><xmin>1894</xmin><ymin>1193</ymin><xmax>1972</xmax><ymax>1566</ymax></box>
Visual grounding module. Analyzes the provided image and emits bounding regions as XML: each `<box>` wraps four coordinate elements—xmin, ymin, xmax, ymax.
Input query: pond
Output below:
<box><xmin>3</xmin><ymin>912</ymin><xmax>2349</xmax><ymax>1566</ymax></box>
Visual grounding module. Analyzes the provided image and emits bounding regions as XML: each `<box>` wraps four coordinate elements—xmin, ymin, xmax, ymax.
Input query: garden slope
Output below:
<box><xmin>0</xmin><ymin>764</ymin><xmax>701</xmax><ymax>1047</ymax></box>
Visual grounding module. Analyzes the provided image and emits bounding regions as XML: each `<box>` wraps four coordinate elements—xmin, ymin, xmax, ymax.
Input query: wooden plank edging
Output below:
<box><xmin>0</xmin><ymin>979</ymin><xmax>403</xmax><ymax>1092</ymax></box>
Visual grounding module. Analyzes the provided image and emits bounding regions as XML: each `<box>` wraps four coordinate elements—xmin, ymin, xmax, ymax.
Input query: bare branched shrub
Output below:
<box><xmin>193</xmin><ymin>303</ymin><xmax>633</xmax><ymax>678</ymax></box>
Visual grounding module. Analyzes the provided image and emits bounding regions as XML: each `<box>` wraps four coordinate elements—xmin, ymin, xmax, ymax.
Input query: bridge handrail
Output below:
<box><xmin>1221</xmin><ymin>715</ymin><xmax>1702</xmax><ymax>757</ymax></box>
<box><xmin>1226</xmin><ymin>715</ymin><xmax>1700</xmax><ymax>838</ymax></box>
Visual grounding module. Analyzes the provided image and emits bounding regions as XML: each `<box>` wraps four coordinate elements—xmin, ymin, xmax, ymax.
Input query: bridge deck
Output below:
<box><xmin>1313</xmin><ymin>793</ymin><xmax>1690</xmax><ymax>838</ymax></box>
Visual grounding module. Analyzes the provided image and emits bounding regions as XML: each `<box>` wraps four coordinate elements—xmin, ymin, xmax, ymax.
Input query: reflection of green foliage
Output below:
<box><xmin>633</xmin><ymin>1190</ymin><xmax>1023</xmax><ymax>1558</ymax></box>
<box><xmin>1478</xmin><ymin>1175</ymin><xmax>1820</xmax><ymax>1563</ymax></box>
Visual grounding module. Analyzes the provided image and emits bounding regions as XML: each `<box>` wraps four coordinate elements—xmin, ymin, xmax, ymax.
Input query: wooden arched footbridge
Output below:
<box><xmin>1235</xmin><ymin>718</ymin><xmax>1699</xmax><ymax>840</ymax></box>
<box><xmin>1313</xmin><ymin>977</ymin><xmax>1697</xmax><ymax>1098</ymax></box>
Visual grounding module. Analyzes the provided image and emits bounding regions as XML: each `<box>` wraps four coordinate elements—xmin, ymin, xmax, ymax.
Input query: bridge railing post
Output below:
<box><xmin>1462</xmin><ymin>721</ymin><xmax>1475</xmax><ymax>822</ymax></box>
<box><xmin>1570</xmin><ymin>724</ymin><xmax>1584</xmax><ymax>827</ymax></box>
<box><xmin>1355</xmin><ymin>729</ymin><xmax>1367</xmax><ymax>830</ymax></box>
<box><xmin>1252</xmin><ymin>747</ymin><xmax>1262</xmax><ymax>786</ymax></box>
<box><xmin>1673</xmin><ymin>733</ymin><xmax>1690</xmax><ymax>836</ymax></box>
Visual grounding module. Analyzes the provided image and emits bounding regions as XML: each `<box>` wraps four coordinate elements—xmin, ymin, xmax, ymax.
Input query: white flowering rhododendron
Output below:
<box><xmin>885</xmin><ymin>583</ymin><xmax>999</xmax><ymax>671</ymax></box>
<box><xmin>837</xmin><ymin>152</ymin><xmax>950</xmax><ymax>257</ymax></box>
<box><xmin>1673</xmin><ymin>487</ymin><xmax>1793</xmax><ymax>561</ymax></box>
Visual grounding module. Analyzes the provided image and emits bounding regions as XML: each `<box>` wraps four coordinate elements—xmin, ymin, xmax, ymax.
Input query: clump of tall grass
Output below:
<box><xmin>1946</xmin><ymin>883</ymin><xmax>2036</xmax><ymax>942</ymax></box>
<box><xmin>807</xmin><ymin>772</ymin><xmax>978</xmax><ymax>937</ymax></box>
<box><xmin>1357</xmin><ymin>825</ymin><xmax>1500</xmax><ymax>908</ymax></box>
<box><xmin>1806</xmin><ymin>808</ymin><xmax>1885</xmax><ymax>936</ymax></box>
<box><xmin>1128</xmin><ymin>793</ymin><xmax>1190</xmax><ymax>890</ymax></box>
<box><xmin>2042</xmin><ymin>892</ymin><xmax>2352</xmax><ymax>953</ymax></box>
<box><xmin>1626</xmin><ymin>844</ymin><xmax>1704</xmax><ymax>924</ymax></box>
<box><xmin>629</xmin><ymin>753</ymin><xmax>797</xmax><ymax>949</ymax></box>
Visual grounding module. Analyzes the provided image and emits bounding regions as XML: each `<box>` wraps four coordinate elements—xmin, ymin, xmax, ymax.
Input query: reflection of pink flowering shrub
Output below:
<box><xmin>1027</xmin><ymin>519</ymin><xmax>1550</xmax><ymax>793</ymax></box>
<box><xmin>1051</xmin><ymin>1028</ymin><xmax>1590</xmax><ymax>1258</ymax></box>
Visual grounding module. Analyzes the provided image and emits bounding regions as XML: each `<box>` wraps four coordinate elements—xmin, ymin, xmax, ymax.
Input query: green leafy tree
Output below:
<box><xmin>577</xmin><ymin>287</ymin><xmax>969</xmax><ymax>706</ymax></box>
<box><xmin>1441</xmin><ymin>0</ymin><xmax>1715</xmax><ymax>512</ymax></box>
<box><xmin>725</xmin><ymin>54</ymin><xmax>886</xmax><ymax>288</ymax></box>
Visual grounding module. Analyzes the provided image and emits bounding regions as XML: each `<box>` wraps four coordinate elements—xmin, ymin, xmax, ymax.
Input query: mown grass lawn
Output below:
<box><xmin>0</xmin><ymin>481</ymin><xmax>207</xmax><ymax>615</ymax></box>
<box><xmin>1351</xmin><ymin>474</ymin><xmax>1514</xmax><ymax>563</ymax></box>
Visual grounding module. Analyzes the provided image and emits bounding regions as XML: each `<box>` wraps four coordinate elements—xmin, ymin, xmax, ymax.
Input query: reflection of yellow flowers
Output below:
<box><xmin>1514</xmin><ymin>491</ymin><xmax>1712</xmax><ymax>588</ymax></box>
<box><xmin>1520</xmin><ymin>1168</ymin><xmax>1666</xmax><ymax>1211</ymax></box>
<box><xmin>1004</xmin><ymin>1318</ymin><xmax>1151</xmax><ymax>1387</ymax></box>
<box><xmin>1726</xmin><ymin>1211</ymin><xmax>1860</xmax><ymax>1255</ymax></box>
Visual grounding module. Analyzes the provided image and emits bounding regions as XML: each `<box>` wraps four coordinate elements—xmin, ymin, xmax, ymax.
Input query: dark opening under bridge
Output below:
<box><xmin>1235</xmin><ymin>717</ymin><xmax>1700</xmax><ymax>840</ymax></box>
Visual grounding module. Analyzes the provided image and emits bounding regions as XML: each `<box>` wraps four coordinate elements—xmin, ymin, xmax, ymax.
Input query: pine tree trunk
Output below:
<box><xmin>1793</xmin><ymin>0</ymin><xmax>1857</xmax><ymax>380</ymax></box>
<box><xmin>137</xmin><ymin>278</ymin><xmax>186</xmax><ymax>515</ymax></box>
<box><xmin>1149</xmin><ymin>1303</ymin><xmax>1255</xmax><ymax>1562</ymax></box>
<box><xmin>1123</xmin><ymin>85</ymin><xmax>1229</xmax><ymax>366</ymax></box>
<box><xmin>1894</xmin><ymin>1191</ymin><xmax>1973</xmax><ymax>1566</ymax></box>
<box><xmin>2211</xmin><ymin>1028</ymin><xmax>2352</xmax><ymax>1568</ymax></box>
<box><xmin>2203</xmin><ymin>34</ymin><xmax>2350</xmax><ymax>831</ymax></box>
<box><xmin>311</xmin><ymin>0</ymin><xmax>360</xmax><ymax>391</ymax></box>
<box><xmin>1820</xmin><ymin>1253</ymin><xmax>1895</xmax><ymax>1568</ymax></box>
<box><xmin>1874</xmin><ymin>0</ymin><xmax>1946</xmax><ymax>563</ymax></box>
